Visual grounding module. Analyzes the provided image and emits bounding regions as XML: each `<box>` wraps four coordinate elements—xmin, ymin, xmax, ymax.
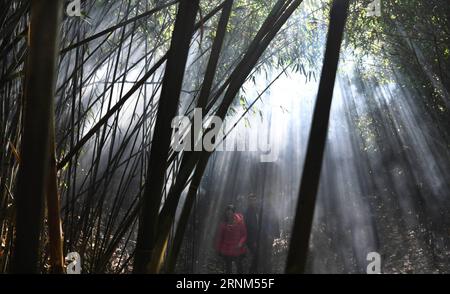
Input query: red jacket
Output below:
<box><xmin>215</xmin><ymin>213</ymin><xmax>247</xmax><ymax>257</ymax></box>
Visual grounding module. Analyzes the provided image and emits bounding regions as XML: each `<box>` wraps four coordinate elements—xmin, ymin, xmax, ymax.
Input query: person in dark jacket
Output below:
<box><xmin>215</xmin><ymin>204</ymin><xmax>247</xmax><ymax>274</ymax></box>
<box><xmin>244</xmin><ymin>193</ymin><xmax>279</xmax><ymax>273</ymax></box>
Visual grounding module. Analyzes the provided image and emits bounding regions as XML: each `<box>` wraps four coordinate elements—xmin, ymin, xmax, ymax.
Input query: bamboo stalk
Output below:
<box><xmin>285</xmin><ymin>0</ymin><xmax>350</xmax><ymax>274</ymax></box>
<box><xmin>46</xmin><ymin>124</ymin><xmax>65</xmax><ymax>274</ymax></box>
<box><xmin>11</xmin><ymin>0</ymin><xmax>63</xmax><ymax>273</ymax></box>
<box><xmin>134</xmin><ymin>0</ymin><xmax>200</xmax><ymax>274</ymax></box>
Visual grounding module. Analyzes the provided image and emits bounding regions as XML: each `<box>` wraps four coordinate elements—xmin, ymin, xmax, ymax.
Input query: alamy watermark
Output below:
<box><xmin>366</xmin><ymin>252</ymin><xmax>381</xmax><ymax>274</ymax></box>
<box><xmin>66</xmin><ymin>0</ymin><xmax>82</xmax><ymax>17</ymax></box>
<box><xmin>171</xmin><ymin>108</ymin><xmax>279</xmax><ymax>162</ymax></box>
<box><xmin>66</xmin><ymin>252</ymin><xmax>81</xmax><ymax>274</ymax></box>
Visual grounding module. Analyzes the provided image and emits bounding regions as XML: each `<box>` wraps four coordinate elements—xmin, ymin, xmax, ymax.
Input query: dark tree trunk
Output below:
<box><xmin>11</xmin><ymin>0</ymin><xmax>63</xmax><ymax>273</ymax></box>
<box><xmin>285</xmin><ymin>0</ymin><xmax>350</xmax><ymax>274</ymax></box>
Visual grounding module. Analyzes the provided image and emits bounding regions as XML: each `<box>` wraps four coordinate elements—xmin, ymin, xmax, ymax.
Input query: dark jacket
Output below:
<box><xmin>245</xmin><ymin>206</ymin><xmax>279</xmax><ymax>250</ymax></box>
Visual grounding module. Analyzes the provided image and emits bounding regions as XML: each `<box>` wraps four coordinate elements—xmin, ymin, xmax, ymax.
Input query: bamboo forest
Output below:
<box><xmin>0</xmin><ymin>0</ymin><xmax>449</xmax><ymax>275</ymax></box>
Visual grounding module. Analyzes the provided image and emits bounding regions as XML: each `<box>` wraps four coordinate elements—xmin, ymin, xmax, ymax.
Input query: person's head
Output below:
<box><xmin>247</xmin><ymin>193</ymin><xmax>257</xmax><ymax>208</ymax></box>
<box><xmin>224</xmin><ymin>204</ymin><xmax>235</xmax><ymax>223</ymax></box>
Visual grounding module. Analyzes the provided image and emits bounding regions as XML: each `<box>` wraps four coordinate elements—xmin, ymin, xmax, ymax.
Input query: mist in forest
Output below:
<box><xmin>178</xmin><ymin>63</ymin><xmax>449</xmax><ymax>273</ymax></box>
<box><xmin>1</xmin><ymin>0</ymin><xmax>448</xmax><ymax>274</ymax></box>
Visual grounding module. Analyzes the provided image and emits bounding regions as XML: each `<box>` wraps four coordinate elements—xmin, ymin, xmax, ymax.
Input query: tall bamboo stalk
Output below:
<box><xmin>46</xmin><ymin>124</ymin><xmax>65</xmax><ymax>273</ymax></box>
<box><xmin>11</xmin><ymin>0</ymin><xmax>63</xmax><ymax>273</ymax></box>
<box><xmin>285</xmin><ymin>0</ymin><xmax>350</xmax><ymax>274</ymax></box>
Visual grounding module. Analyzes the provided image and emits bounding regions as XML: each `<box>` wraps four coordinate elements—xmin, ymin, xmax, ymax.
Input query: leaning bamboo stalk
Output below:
<box><xmin>60</xmin><ymin>0</ymin><xmax>181</xmax><ymax>54</ymax></box>
<box><xmin>153</xmin><ymin>0</ymin><xmax>304</xmax><ymax>272</ymax></box>
<box><xmin>166</xmin><ymin>156</ymin><xmax>208</xmax><ymax>273</ymax></box>
<box><xmin>157</xmin><ymin>0</ymin><xmax>235</xmax><ymax>272</ymax></box>
<box><xmin>166</xmin><ymin>64</ymin><xmax>290</xmax><ymax>273</ymax></box>
<box><xmin>133</xmin><ymin>0</ymin><xmax>201</xmax><ymax>274</ymax></box>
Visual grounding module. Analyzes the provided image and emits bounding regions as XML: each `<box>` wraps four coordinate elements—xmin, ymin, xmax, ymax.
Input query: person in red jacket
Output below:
<box><xmin>215</xmin><ymin>204</ymin><xmax>247</xmax><ymax>274</ymax></box>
